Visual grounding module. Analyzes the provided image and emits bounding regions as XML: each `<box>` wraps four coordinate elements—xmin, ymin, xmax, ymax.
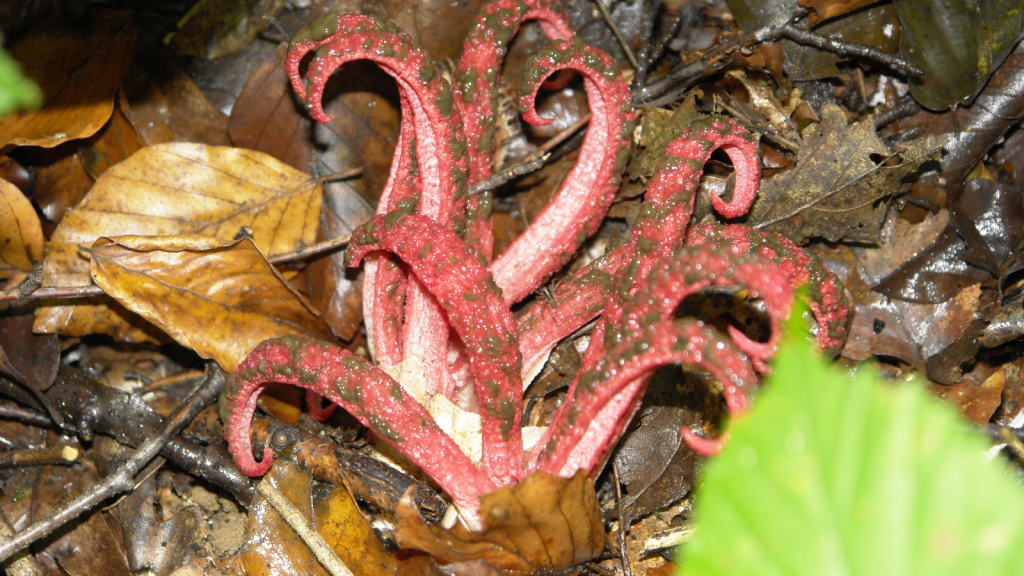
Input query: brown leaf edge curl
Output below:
<box><xmin>395</xmin><ymin>471</ymin><xmax>604</xmax><ymax>574</ymax></box>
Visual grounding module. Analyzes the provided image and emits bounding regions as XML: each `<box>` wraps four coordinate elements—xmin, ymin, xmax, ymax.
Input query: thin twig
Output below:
<box><xmin>590</xmin><ymin>0</ymin><xmax>638</xmax><ymax>70</ymax></box>
<box><xmin>257</xmin><ymin>480</ymin><xmax>355</xmax><ymax>576</ymax></box>
<box><xmin>309</xmin><ymin>167</ymin><xmax>363</xmax><ymax>184</ymax></box>
<box><xmin>538</xmin><ymin>113</ymin><xmax>593</xmax><ymax>155</ymax></box>
<box><xmin>0</xmin><ymin>507</ymin><xmax>41</xmax><ymax>576</ymax></box>
<box><xmin>0</xmin><ymin>285</ymin><xmax>104</xmax><ymax>303</ymax></box>
<box><xmin>0</xmin><ymin>446</ymin><xmax>79</xmax><ymax>469</ymax></box>
<box><xmin>269</xmin><ymin>234</ymin><xmax>353</xmax><ymax>265</ymax></box>
<box><xmin>613</xmin><ymin>462</ymin><xmax>632</xmax><ymax>576</ymax></box>
<box><xmin>639</xmin><ymin>18</ymin><xmax>923</xmax><ymax>108</ymax></box>
<box><xmin>875</xmin><ymin>94</ymin><xmax>922</xmax><ymax>127</ymax></box>
<box><xmin>0</xmin><ymin>404</ymin><xmax>51</xmax><ymax>428</ymax></box>
<box><xmin>779</xmin><ymin>24</ymin><xmax>924</xmax><ymax>77</ymax></box>
<box><xmin>469</xmin><ymin>154</ymin><xmax>549</xmax><ymax>196</ymax></box>
<box><xmin>0</xmin><ymin>364</ymin><xmax>225</xmax><ymax>563</ymax></box>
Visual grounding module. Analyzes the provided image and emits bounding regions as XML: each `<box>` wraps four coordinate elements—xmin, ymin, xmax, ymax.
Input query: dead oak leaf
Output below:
<box><xmin>746</xmin><ymin>104</ymin><xmax>943</xmax><ymax>244</ymax></box>
<box><xmin>0</xmin><ymin>177</ymin><xmax>43</xmax><ymax>273</ymax></box>
<box><xmin>0</xmin><ymin>11</ymin><xmax>137</xmax><ymax>149</ymax></box>
<box><xmin>34</xmin><ymin>143</ymin><xmax>323</xmax><ymax>342</ymax></box>
<box><xmin>87</xmin><ymin>235</ymin><xmax>332</xmax><ymax>371</ymax></box>
<box><xmin>395</xmin><ymin>471</ymin><xmax>604</xmax><ymax>574</ymax></box>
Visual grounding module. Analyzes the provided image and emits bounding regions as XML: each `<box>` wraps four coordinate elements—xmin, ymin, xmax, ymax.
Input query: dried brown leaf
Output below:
<box><xmin>747</xmin><ymin>104</ymin><xmax>943</xmax><ymax>244</ymax></box>
<box><xmin>0</xmin><ymin>310</ymin><xmax>59</xmax><ymax>392</ymax></box>
<box><xmin>0</xmin><ymin>177</ymin><xmax>43</xmax><ymax>273</ymax></box>
<box><xmin>0</xmin><ymin>11</ymin><xmax>136</xmax><ymax>149</ymax></box>
<box><xmin>308</xmin><ymin>184</ymin><xmax>374</xmax><ymax>340</ymax></box>
<box><xmin>171</xmin><ymin>0</ymin><xmax>287</xmax><ymax>60</ymax></box>
<box><xmin>122</xmin><ymin>50</ymin><xmax>231</xmax><ymax>147</ymax></box>
<box><xmin>228</xmin><ymin>43</ymin><xmax>314</xmax><ymax>171</ymax></box>
<box><xmin>88</xmin><ymin>235</ymin><xmax>333</xmax><ymax>371</ymax></box>
<box><xmin>395</xmin><ymin>471</ymin><xmax>604</xmax><ymax>574</ymax></box>
<box><xmin>31</xmin><ymin>91</ymin><xmax>143</xmax><ymax>225</ymax></box>
<box><xmin>34</xmin><ymin>143</ymin><xmax>323</xmax><ymax>342</ymax></box>
<box><xmin>242</xmin><ymin>452</ymin><xmax>396</xmax><ymax>576</ymax></box>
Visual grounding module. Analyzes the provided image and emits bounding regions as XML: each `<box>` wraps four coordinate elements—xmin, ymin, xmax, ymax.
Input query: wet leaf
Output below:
<box><xmin>746</xmin><ymin>104</ymin><xmax>943</xmax><ymax>244</ymax></box>
<box><xmin>122</xmin><ymin>49</ymin><xmax>231</xmax><ymax>147</ymax></box>
<box><xmin>31</xmin><ymin>91</ymin><xmax>143</xmax><ymax>226</ymax></box>
<box><xmin>947</xmin><ymin>179</ymin><xmax>1024</xmax><ymax>278</ymax></box>
<box><xmin>172</xmin><ymin>0</ymin><xmax>287</xmax><ymax>60</ymax></box>
<box><xmin>0</xmin><ymin>176</ymin><xmax>42</xmax><ymax>273</ymax></box>
<box><xmin>88</xmin><ymin>235</ymin><xmax>333</xmax><ymax>372</ymax></box>
<box><xmin>0</xmin><ymin>11</ymin><xmax>136</xmax><ymax>148</ymax></box>
<box><xmin>679</xmin><ymin>308</ymin><xmax>1024</xmax><ymax>574</ymax></box>
<box><xmin>895</xmin><ymin>0</ymin><xmax>1024</xmax><ymax>110</ymax></box>
<box><xmin>610</xmin><ymin>367</ymin><xmax>713</xmax><ymax>521</ymax></box>
<box><xmin>929</xmin><ymin>364</ymin><xmax>1005</xmax><ymax>423</ymax></box>
<box><xmin>900</xmin><ymin>43</ymin><xmax>1024</xmax><ymax>185</ymax></box>
<box><xmin>117</xmin><ymin>476</ymin><xmax>201</xmax><ymax>576</ymax></box>
<box><xmin>395</xmin><ymin>471</ymin><xmax>604</xmax><ymax>574</ymax></box>
<box><xmin>228</xmin><ymin>43</ymin><xmax>314</xmax><ymax>171</ymax></box>
<box><xmin>875</xmin><ymin>179</ymin><xmax>1021</xmax><ymax>304</ymax></box>
<box><xmin>783</xmin><ymin>4</ymin><xmax>901</xmax><ymax>81</ymax></box>
<box><xmin>981</xmin><ymin>293</ymin><xmax>1024</xmax><ymax>348</ymax></box>
<box><xmin>242</xmin><ymin>451</ymin><xmax>396</xmax><ymax>576</ymax></box>
<box><xmin>34</xmin><ymin>143</ymin><xmax>323</xmax><ymax>341</ymax></box>
<box><xmin>0</xmin><ymin>309</ymin><xmax>59</xmax><ymax>392</ymax></box>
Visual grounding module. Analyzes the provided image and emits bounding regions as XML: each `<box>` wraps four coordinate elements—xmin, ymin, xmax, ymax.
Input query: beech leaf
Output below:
<box><xmin>395</xmin><ymin>471</ymin><xmax>604</xmax><ymax>574</ymax></box>
<box><xmin>746</xmin><ymin>104</ymin><xmax>943</xmax><ymax>244</ymax></box>
<box><xmin>679</xmin><ymin>306</ymin><xmax>1024</xmax><ymax>574</ymax></box>
<box><xmin>34</xmin><ymin>143</ymin><xmax>323</xmax><ymax>342</ymax></box>
<box><xmin>241</xmin><ymin>451</ymin><xmax>396</xmax><ymax>576</ymax></box>
<box><xmin>0</xmin><ymin>11</ymin><xmax>136</xmax><ymax>148</ymax></box>
<box><xmin>88</xmin><ymin>235</ymin><xmax>333</xmax><ymax>372</ymax></box>
<box><xmin>0</xmin><ymin>177</ymin><xmax>43</xmax><ymax>273</ymax></box>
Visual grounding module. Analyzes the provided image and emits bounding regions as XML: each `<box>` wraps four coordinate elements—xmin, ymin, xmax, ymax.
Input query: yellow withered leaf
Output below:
<box><xmin>0</xmin><ymin>12</ymin><xmax>136</xmax><ymax>148</ymax></box>
<box><xmin>87</xmin><ymin>235</ymin><xmax>333</xmax><ymax>371</ymax></box>
<box><xmin>35</xmin><ymin>143</ymin><xmax>323</xmax><ymax>341</ymax></box>
<box><xmin>0</xmin><ymin>178</ymin><xmax>43</xmax><ymax>273</ymax></box>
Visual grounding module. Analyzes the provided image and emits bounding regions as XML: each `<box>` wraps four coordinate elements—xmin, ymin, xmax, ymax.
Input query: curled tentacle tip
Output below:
<box><xmin>237</xmin><ymin>447</ymin><xmax>275</xmax><ymax>477</ymax></box>
<box><xmin>682</xmin><ymin>427</ymin><xmax>726</xmax><ymax>457</ymax></box>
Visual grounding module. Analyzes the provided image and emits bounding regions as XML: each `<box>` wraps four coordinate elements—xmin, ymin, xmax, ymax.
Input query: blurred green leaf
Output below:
<box><xmin>895</xmin><ymin>0</ymin><xmax>1024</xmax><ymax>110</ymax></box>
<box><xmin>0</xmin><ymin>43</ymin><xmax>42</xmax><ymax>116</ymax></box>
<box><xmin>678</xmin><ymin>305</ymin><xmax>1024</xmax><ymax>575</ymax></box>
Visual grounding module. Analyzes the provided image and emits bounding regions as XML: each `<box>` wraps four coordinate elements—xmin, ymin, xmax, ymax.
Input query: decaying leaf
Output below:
<box><xmin>0</xmin><ymin>176</ymin><xmax>42</xmax><ymax>273</ymax></box>
<box><xmin>117</xmin><ymin>476</ymin><xmax>200</xmax><ymax>576</ymax></box>
<box><xmin>34</xmin><ymin>143</ymin><xmax>323</xmax><ymax>342</ymax></box>
<box><xmin>611</xmin><ymin>367</ymin><xmax>715</xmax><ymax>522</ymax></box>
<box><xmin>395</xmin><ymin>471</ymin><xmax>604</xmax><ymax>574</ymax></box>
<box><xmin>0</xmin><ymin>309</ymin><xmax>59</xmax><ymax>392</ymax></box>
<box><xmin>783</xmin><ymin>4</ymin><xmax>901</xmax><ymax>82</ymax></box>
<box><xmin>31</xmin><ymin>91</ymin><xmax>143</xmax><ymax>225</ymax></box>
<box><xmin>122</xmin><ymin>50</ymin><xmax>231</xmax><ymax>147</ymax></box>
<box><xmin>242</xmin><ymin>451</ymin><xmax>396</xmax><ymax>576</ymax></box>
<box><xmin>228</xmin><ymin>43</ymin><xmax>314</xmax><ymax>172</ymax></box>
<box><xmin>307</xmin><ymin>183</ymin><xmax>375</xmax><ymax>341</ymax></box>
<box><xmin>895</xmin><ymin>0</ymin><xmax>1024</xmax><ymax>110</ymax></box>
<box><xmin>172</xmin><ymin>0</ymin><xmax>287</xmax><ymax>60</ymax></box>
<box><xmin>0</xmin><ymin>11</ymin><xmax>136</xmax><ymax>148</ymax></box>
<box><xmin>800</xmin><ymin>0</ymin><xmax>882</xmax><ymax>25</ymax></box>
<box><xmin>746</xmin><ymin>104</ymin><xmax>943</xmax><ymax>244</ymax></box>
<box><xmin>88</xmin><ymin>235</ymin><xmax>333</xmax><ymax>372</ymax></box>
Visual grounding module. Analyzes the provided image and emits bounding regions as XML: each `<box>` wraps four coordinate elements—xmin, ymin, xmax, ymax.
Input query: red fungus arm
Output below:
<box><xmin>347</xmin><ymin>213</ymin><xmax>526</xmax><ymax>486</ymax></box>
<box><xmin>222</xmin><ymin>335</ymin><xmax>496</xmax><ymax>514</ymax></box>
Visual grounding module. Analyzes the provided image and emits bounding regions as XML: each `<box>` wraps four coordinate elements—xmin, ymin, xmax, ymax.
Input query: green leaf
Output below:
<box><xmin>0</xmin><ymin>43</ymin><xmax>42</xmax><ymax>117</ymax></box>
<box><xmin>678</xmin><ymin>307</ymin><xmax>1024</xmax><ymax>575</ymax></box>
<box><xmin>895</xmin><ymin>0</ymin><xmax>1024</xmax><ymax>110</ymax></box>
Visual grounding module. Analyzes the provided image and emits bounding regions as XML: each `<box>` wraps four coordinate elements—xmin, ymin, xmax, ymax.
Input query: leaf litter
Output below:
<box><xmin>0</xmin><ymin>0</ymin><xmax>1023</xmax><ymax>575</ymax></box>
